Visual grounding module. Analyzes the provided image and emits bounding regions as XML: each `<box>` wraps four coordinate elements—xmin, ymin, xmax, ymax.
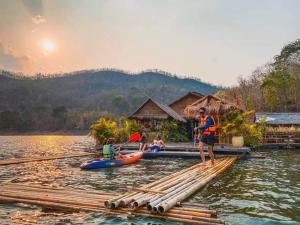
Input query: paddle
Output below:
<box><xmin>117</xmin><ymin>132</ymin><xmax>140</xmax><ymax>152</ymax></box>
<box><xmin>128</xmin><ymin>132</ymin><xmax>140</xmax><ymax>143</ymax></box>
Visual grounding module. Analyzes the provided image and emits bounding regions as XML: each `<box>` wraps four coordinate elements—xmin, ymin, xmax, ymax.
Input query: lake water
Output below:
<box><xmin>0</xmin><ymin>136</ymin><xmax>299</xmax><ymax>225</ymax></box>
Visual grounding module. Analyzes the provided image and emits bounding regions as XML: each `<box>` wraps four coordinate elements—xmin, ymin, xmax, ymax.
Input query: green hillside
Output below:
<box><xmin>0</xmin><ymin>69</ymin><xmax>219</xmax><ymax>131</ymax></box>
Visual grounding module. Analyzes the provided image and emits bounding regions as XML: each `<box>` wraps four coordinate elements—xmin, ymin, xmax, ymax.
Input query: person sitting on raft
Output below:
<box><xmin>102</xmin><ymin>138</ymin><xmax>123</xmax><ymax>160</ymax></box>
<box><xmin>139</xmin><ymin>131</ymin><xmax>148</xmax><ymax>152</ymax></box>
<box><xmin>146</xmin><ymin>133</ymin><xmax>165</xmax><ymax>152</ymax></box>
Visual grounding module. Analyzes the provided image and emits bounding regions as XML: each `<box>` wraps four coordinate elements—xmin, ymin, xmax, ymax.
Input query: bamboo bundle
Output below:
<box><xmin>156</xmin><ymin>158</ymin><xmax>236</xmax><ymax>214</ymax></box>
<box><xmin>106</xmin><ymin>156</ymin><xmax>234</xmax><ymax>211</ymax></box>
<box><xmin>110</xmin><ymin>157</ymin><xmax>236</xmax><ymax>216</ymax></box>
<box><xmin>109</xmin><ymin>158</ymin><xmax>218</xmax><ymax>209</ymax></box>
<box><xmin>150</xmin><ymin>160</ymin><xmax>229</xmax><ymax>213</ymax></box>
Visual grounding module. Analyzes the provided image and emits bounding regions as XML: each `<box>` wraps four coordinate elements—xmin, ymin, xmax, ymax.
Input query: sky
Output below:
<box><xmin>0</xmin><ymin>0</ymin><xmax>299</xmax><ymax>86</ymax></box>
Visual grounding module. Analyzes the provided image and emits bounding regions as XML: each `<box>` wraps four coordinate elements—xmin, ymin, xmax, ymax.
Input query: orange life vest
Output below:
<box><xmin>200</xmin><ymin>115</ymin><xmax>216</xmax><ymax>135</ymax></box>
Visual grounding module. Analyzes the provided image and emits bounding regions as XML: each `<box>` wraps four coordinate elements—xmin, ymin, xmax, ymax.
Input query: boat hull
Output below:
<box><xmin>80</xmin><ymin>152</ymin><xmax>143</xmax><ymax>170</ymax></box>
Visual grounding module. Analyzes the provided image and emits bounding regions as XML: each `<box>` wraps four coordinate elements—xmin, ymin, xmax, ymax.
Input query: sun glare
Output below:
<box><xmin>42</xmin><ymin>39</ymin><xmax>55</xmax><ymax>55</ymax></box>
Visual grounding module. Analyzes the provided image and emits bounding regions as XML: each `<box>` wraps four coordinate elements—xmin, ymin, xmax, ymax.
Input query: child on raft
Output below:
<box><xmin>146</xmin><ymin>133</ymin><xmax>165</xmax><ymax>152</ymax></box>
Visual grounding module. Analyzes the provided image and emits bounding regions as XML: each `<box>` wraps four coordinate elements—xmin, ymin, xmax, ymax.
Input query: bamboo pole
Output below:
<box><xmin>0</xmin><ymin>192</ymin><xmax>107</xmax><ymax>208</ymax></box>
<box><xmin>0</xmin><ymin>186</ymin><xmax>113</xmax><ymax>200</ymax></box>
<box><xmin>0</xmin><ymin>153</ymin><xmax>95</xmax><ymax>166</ymax></box>
<box><xmin>3</xmin><ymin>183</ymin><xmax>115</xmax><ymax>195</ymax></box>
<box><xmin>0</xmin><ymin>186</ymin><xmax>113</xmax><ymax>201</ymax></box>
<box><xmin>127</xmin><ymin>187</ymin><xmax>165</xmax><ymax>194</ymax></box>
<box><xmin>176</xmin><ymin>202</ymin><xmax>210</xmax><ymax>209</ymax></box>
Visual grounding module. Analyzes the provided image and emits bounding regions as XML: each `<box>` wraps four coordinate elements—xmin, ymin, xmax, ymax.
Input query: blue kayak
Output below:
<box><xmin>80</xmin><ymin>152</ymin><xmax>143</xmax><ymax>170</ymax></box>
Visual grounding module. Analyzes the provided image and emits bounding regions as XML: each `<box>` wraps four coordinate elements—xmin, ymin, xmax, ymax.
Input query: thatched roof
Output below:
<box><xmin>169</xmin><ymin>92</ymin><xmax>204</xmax><ymax>117</ymax></box>
<box><xmin>129</xmin><ymin>98</ymin><xmax>186</xmax><ymax>122</ymax></box>
<box><xmin>184</xmin><ymin>95</ymin><xmax>241</xmax><ymax>116</ymax></box>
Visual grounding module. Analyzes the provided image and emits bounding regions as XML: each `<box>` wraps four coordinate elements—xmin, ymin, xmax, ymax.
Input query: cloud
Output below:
<box><xmin>32</xmin><ymin>14</ymin><xmax>46</xmax><ymax>24</ymax></box>
<box><xmin>0</xmin><ymin>42</ymin><xmax>34</xmax><ymax>73</ymax></box>
<box><xmin>22</xmin><ymin>0</ymin><xmax>43</xmax><ymax>16</ymax></box>
<box><xmin>22</xmin><ymin>0</ymin><xmax>46</xmax><ymax>25</ymax></box>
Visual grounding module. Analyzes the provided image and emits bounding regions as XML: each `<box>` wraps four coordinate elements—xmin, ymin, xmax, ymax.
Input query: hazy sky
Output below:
<box><xmin>0</xmin><ymin>0</ymin><xmax>299</xmax><ymax>86</ymax></box>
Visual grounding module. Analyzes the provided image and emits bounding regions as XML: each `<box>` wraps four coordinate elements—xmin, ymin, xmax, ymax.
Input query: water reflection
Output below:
<box><xmin>0</xmin><ymin>136</ymin><xmax>299</xmax><ymax>225</ymax></box>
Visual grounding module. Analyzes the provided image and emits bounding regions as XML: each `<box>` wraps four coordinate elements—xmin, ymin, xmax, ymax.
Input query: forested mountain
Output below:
<box><xmin>0</xmin><ymin>69</ymin><xmax>219</xmax><ymax>131</ymax></box>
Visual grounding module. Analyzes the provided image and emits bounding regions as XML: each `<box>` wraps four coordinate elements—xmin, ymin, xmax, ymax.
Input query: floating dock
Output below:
<box><xmin>121</xmin><ymin>143</ymin><xmax>251</xmax><ymax>158</ymax></box>
<box><xmin>0</xmin><ymin>157</ymin><xmax>236</xmax><ymax>225</ymax></box>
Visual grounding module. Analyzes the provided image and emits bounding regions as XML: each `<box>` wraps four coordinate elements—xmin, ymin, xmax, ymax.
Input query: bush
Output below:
<box><xmin>89</xmin><ymin>116</ymin><xmax>143</xmax><ymax>144</ymax></box>
<box><xmin>89</xmin><ymin>117</ymin><xmax>119</xmax><ymax>145</ymax></box>
<box><xmin>161</xmin><ymin>120</ymin><xmax>189</xmax><ymax>142</ymax></box>
<box><xmin>223</xmin><ymin>110</ymin><xmax>264</xmax><ymax>148</ymax></box>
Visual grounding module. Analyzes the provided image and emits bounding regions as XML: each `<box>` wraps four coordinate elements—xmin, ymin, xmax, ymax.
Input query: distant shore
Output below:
<box><xmin>0</xmin><ymin>130</ymin><xmax>89</xmax><ymax>136</ymax></box>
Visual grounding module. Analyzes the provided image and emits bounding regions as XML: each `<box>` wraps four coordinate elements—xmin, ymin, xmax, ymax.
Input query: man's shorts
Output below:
<box><xmin>148</xmin><ymin>145</ymin><xmax>161</xmax><ymax>152</ymax></box>
<box><xmin>200</xmin><ymin>134</ymin><xmax>215</xmax><ymax>146</ymax></box>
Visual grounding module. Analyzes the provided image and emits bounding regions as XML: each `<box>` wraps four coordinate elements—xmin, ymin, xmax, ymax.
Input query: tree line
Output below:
<box><xmin>220</xmin><ymin>39</ymin><xmax>300</xmax><ymax>112</ymax></box>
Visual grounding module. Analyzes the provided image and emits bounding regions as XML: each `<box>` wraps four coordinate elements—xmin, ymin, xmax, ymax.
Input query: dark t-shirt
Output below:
<box><xmin>140</xmin><ymin>134</ymin><xmax>147</xmax><ymax>143</ymax></box>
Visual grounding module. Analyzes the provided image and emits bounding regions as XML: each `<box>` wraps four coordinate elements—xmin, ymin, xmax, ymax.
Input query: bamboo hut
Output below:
<box><xmin>129</xmin><ymin>98</ymin><xmax>186</xmax><ymax>130</ymax></box>
<box><xmin>184</xmin><ymin>95</ymin><xmax>242</xmax><ymax>144</ymax></box>
<box><xmin>169</xmin><ymin>92</ymin><xmax>204</xmax><ymax>118</ymax></box>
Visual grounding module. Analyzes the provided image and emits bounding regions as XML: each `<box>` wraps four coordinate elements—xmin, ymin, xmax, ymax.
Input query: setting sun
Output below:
<box><xmin>42</xmin><ymin>39</ymin><xmax>55</xmax><ymax>55</ymax></box>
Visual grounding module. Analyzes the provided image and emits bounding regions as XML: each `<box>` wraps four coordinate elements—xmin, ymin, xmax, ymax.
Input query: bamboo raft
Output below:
<box><xmin>106</xmin><ymin>157</ymin><xmax>236</xmax><ymax>214</ymax></box>
<box><xmin>0</xmin><ymin>157</ymin><xmax>236</xmax><ymax>224</ymax></box>
<box><xmin>0</xmin><ymin>152</ymin><xmax>95</xmax><ymax>166</ymax></box>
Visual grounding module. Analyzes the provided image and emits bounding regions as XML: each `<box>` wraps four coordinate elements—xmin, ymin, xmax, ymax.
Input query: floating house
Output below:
<box><xmin>256</xmin><ymin>112</ymin><xmax>300</xmax><ymax>126</ymax></box>
<box><xmin>256</xmin><ymin>112</ymin><xmax>300</xmax><ymax>147</ymax></box>
<box><xmin>129</xmin><ymin>98</ymin><xmax>186</xmax><ymax>130</ymax></box>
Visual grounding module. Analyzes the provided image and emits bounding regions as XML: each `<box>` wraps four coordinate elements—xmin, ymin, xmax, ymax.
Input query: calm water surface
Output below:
<box><xmin>0</xmin><ymin>136</ymin><xmax>299</xmax><ymax>225</ymax></box>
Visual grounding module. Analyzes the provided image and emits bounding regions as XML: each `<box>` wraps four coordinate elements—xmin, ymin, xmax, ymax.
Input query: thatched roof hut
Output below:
<box><xmin>184</xmin><ymin>95</ymin><xmax>243</xmax><ymax>144</ymax></box>
<box><xmin>183</xmin><ymin>95</ymin><xmax>241</xmax><ymax>117</ymax></box>
<box><xmin>129</xmin><ymin>98</ymin><xmax>186</xmax><ymax>122</ymax></box>
<box><xmin>169</xmin><ymin>92</ymin><xmax>204</xmax><ymax>117</ymax></box>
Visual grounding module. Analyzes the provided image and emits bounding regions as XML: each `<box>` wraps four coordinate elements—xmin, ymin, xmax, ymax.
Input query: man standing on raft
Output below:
<box><xmin>194</xmin><ymin>107</ymin><xmax>216</xmax><ymax>165</ymax></box>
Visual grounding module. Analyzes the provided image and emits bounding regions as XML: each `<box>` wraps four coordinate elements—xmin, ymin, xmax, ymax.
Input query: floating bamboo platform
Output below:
<box><xmin>121</xmin><ymin>143</ymin><xmax>251</xmax><ymax>156</ymax></box>
<box><xmin>122</xmin><ymin>149</ymin><xmax>212</xmax><ymax>158</ymax></box>
<box><xmin>0</xmin><ymin>157</ymin><xmax>236</xmax><ymax>224</ymax></box>
<box><xmin>0</xmin><ymin>152</ymin><xmax>95</xmax><ymax>166</ymax></box>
